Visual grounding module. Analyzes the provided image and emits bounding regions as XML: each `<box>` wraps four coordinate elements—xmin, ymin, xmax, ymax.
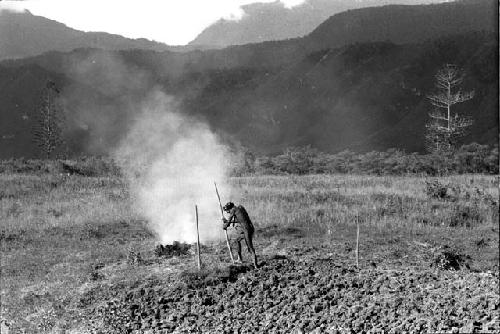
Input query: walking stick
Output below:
<box><xmin>214</xmin><ymin>182</ymin><xmax>235</xmax><ymax>264</ymax></box>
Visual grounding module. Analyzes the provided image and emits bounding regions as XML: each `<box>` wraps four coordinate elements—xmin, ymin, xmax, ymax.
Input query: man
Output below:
<box><xmin>222</xmin><ymin>202</ymin><xmax>258</xmax><ymax>268</ymax></box>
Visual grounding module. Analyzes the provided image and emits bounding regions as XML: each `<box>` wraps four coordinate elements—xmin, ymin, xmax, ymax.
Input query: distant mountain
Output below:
<box><xmin>189</xmin><ymin>0</ymin><xmax>448</xmax><ymax>47</ymax></box>
<box><xmin>184</xmin><ymin>0</ymin><xmax>497</xmax><ymax>70</ymax></box>
<box><xmin>0</xmin><ymin>10</ymin><xmax>200</xmax><ymax>60</ymax></box>
<box><xmin>305</xmin><ymin>0</ymin><xmax>497</xmax><ymax>50</ymax></box>
<box><xmin>0</xmin><ymin>0</ymin><xmax>497</xmax><ymax>158</ymax></box>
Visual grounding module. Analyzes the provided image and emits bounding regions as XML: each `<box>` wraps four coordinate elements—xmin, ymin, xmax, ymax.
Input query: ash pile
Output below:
<box><xmin>154</xmin><ymin>241</ymin><xmax>192</xmax><ymax>258</ymax></box>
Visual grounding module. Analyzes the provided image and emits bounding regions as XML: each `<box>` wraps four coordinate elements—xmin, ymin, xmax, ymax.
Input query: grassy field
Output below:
<box><xmin>0</xmin><ymin>172</ymin><xmax>498</xmax><ymax>332</ymax></box>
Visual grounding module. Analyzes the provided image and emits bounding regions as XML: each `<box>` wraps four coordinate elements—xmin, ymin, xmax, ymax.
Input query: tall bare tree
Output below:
<box><xmin>425</xmin><ymin>64</ymin><xmax>474</xmax><ymax>154</ymax></box>
<box><xmin>32</xmin><ymin>80</ymin><xmax>65</xmax><ymax>159</ymax></box>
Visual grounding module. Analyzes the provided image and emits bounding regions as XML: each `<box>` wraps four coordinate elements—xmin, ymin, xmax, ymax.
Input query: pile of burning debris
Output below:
<box><xmin>154</xmin><ymin>241</ymin><xmax>192</xmax><ymax>258</ymax></box>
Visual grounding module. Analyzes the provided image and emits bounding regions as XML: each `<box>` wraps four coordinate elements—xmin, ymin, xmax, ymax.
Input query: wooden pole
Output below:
<box><xmin>355</xmin><ymin>215</ymin><xmax>360</xmax><ymax>268</ymax></box>
<box><xmin>214</xmin><ymin>182</ymin><xmax>235</xmax><ymax>264</ymax></box>
<box><xmin>195</xmin><ymin>205</ymin><xmax>202</xmax><ymax>270</ymax></box>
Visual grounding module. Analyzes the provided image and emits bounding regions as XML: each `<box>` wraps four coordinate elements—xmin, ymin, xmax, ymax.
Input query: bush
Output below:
<box><xmin>273</xmin><ymin>146</ymin><xmax>318</xmax><ymax>175</ymax></box>
<box><xmin>432</xmin><ymin>246</ymin><xmax>471</xmax><ymax>270</ymax></box>
<box><xmin>425</xmin><ymin>180</ymin><xmax>452</xmax><ymax>200</ymax></box>
<box><xmin>448</xmin><ymin>204</ymin><xmax>483</xmax><ymax>228</ymax></box>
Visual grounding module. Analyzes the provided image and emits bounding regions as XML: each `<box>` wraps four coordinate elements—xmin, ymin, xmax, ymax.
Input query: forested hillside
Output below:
<box><xmin>0</xmin><ymin>0</ymin><xmax>496</xmax><ymax>158</ymax></box>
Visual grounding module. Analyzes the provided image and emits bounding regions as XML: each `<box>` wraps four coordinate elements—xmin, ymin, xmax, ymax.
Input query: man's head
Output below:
<box><xmin>223</xmin><ymin>202</ymin><xmax>235</xmax><ymax>213</ymax></box>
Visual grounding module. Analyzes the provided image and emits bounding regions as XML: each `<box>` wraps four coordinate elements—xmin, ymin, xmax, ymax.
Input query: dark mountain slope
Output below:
<box><xmin>305</xmin><ymin>0</ymin><xmax>497</xmax><ymax>50</ymax></box>
<box><xmin>0</xmin><ymin>10</ymin><xmax>196</xmax><ymax>60</ymax></box>
<box><xmin>0</xmin><ymin>32</ymin><xmax>496</xmax><ymax>157</ymax></box>
<box><xmin>182</xmin><ymin>32</ymin><xmax>497</xmax><ymax>153</ymax></box>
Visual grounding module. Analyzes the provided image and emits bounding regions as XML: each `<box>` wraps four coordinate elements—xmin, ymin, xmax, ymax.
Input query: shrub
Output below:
<box><xmin>454</xmin><ymin>143</ymin><xmax>496</xmax><ymax>174</ymax></box>
<box><xmin>448</xmin><ymin>204</ymin><xmax>483</xmax><ymax>228</ymax></box>
<box><xmin>432</xmin><ymin>246</ymin><xmax>471</xmax><ymax>270</ymax></box>
<box><xmin>274</xmin><ymin>146</ymin><xmax>318</xmax><ymax>175</ymax></box>
<box><xmin>425</xmin><ymin>180</ymin><xmax>451</xmax><ymax>200</ymax></box>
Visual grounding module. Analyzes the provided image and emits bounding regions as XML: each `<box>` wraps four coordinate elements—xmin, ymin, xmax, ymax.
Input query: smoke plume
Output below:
<box><xmin>61</xmin><ymin>50</ymin><xmax>154</xmax><ymax>155</ymax></box>
<box><xmin>60</xmin><ymin>50</ymin><xmax>234</xmax><ymax>244</ymax></box>
<box><xmin>115</xmin><ymin>91</ymin><xmax>232</xmax><ymax>244</ymax></box>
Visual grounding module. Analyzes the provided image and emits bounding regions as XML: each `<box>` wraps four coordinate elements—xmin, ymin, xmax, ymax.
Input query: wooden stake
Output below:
<box><xmin>214</xmin><ymin>182</ymin><xmax>235</xmax><ymax>264</ymax></box>
<box><xmin>355</xmin><ymin>215</ymin><xmax>360</xmax><ymax>268</ymax></box>
<box><xmin>195</xmin><ymin>205</ymin><xmax>202</xmax><ymax>270</ymax></box>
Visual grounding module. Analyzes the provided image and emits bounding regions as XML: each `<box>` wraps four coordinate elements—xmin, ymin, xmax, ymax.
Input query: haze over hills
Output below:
<box><xmin>0</xmin><ymin>10</ymin><xmax>202</xmax><ymax>60</ymax></box>
<box><xmin>189</xmin><ymin>0</ymin><xmax>448</xmax><ymax>47</ymax></box>
<box><xmin>0</xmin><ymin>0</ymin><xmax>497</xmax><ymax>158</ymax></box>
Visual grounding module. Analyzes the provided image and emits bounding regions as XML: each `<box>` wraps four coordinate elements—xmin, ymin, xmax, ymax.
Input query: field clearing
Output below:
<box><xmin>0</xmin><ymin>172</ymin><xmax>498</xmax><ymax>333</ymax></box>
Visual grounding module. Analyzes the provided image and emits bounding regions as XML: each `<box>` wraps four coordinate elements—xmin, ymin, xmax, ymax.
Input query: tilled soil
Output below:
<box><xmin>91</xmin><ymin>255</ymin><xmax>499</xmax><ymax>333</ymax></box>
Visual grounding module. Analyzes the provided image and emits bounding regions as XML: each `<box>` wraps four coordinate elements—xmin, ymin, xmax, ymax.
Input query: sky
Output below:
<box><xmin>0</xmin><ymin>0</ymin><xmax>308</xmax><ymax>45</ymax></box>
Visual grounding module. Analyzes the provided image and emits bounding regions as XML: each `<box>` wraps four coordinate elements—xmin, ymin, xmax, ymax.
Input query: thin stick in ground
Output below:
<box><xmin>195</xmin><ymin>205</ymin><xmax>202</xmax><ymax>270</ymax></box>
<box><xmin>356</xmin><ymin>215</ymin><xmax>360</xmax><ymax>268</ymax></box>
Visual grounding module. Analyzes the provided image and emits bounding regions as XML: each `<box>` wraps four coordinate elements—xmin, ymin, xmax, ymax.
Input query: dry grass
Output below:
<box><xmin>232</xmin><ymin>174</ymin><xmax>498</xmax><ymax>231</ymax></box>
<box><xmin>0</xmin><ymin>172</ymin><xmax>498</xmax><ymax>332</ymax></box>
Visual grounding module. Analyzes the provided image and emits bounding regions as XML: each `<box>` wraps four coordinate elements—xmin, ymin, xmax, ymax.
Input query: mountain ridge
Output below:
<box><xmin>0</xmin><ymin>10</ymin><xmax>206</xmax><ymax>60</ymax></box>
<box><xmin>189</xmin><ymin>0</ymin><xmax>447</xmax><ymax>47</ymax></box>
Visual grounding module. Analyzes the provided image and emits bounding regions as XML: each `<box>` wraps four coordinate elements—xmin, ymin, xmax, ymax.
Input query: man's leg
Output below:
<box><xmin>236</xmin><ymin>238</ymin><xmax>243</xmax><ymax>263</ymax></box>
<box><xmin>244</xmin><ymin>231</ymin><xmax>258</xmax><ymax>268</ymax></box>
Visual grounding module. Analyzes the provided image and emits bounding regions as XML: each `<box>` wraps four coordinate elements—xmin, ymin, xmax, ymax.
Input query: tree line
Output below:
<box><xmin>231</xmin><ymin>144</ymin><xmax>499</xmax><ymax>176</ymax></box>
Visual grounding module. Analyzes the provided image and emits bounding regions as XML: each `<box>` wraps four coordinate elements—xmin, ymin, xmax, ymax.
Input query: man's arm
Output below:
<box><xmin>222</xmin><ymin>218</ymin><xmax>231</xmax><ymax>230</ymax></box>
<box><xmin>227</xmin><ymin>208</ymin><xmax>236</xmax><ymax>224</ymax></box>
<box><xmin>222</xmin><ymin>208</ymin><xmax>236</xmax><ymax>230</ymax></box>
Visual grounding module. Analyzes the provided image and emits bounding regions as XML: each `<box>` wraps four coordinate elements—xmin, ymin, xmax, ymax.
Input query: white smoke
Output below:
<box><xmin>115</xmin><ymin>91</ymin><xmax>232</xmax><ymax>245</ymax></box>
<box><xmin>61</xmin><ymin>50</ymin><xmax>234</xmax><ymax>245</ymax></box>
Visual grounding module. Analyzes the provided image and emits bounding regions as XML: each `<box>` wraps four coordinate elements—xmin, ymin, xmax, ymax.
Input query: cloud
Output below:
<box><xmin>0</xmin><ymin>0</ymin><xmax>29</xmax><ymax>13</ymax></box>
<box><xmin>281</xmin><ymin>0</ymin><xmax>307</xmax><ymax>9</ymax></box>
<box><xmin>0</xmin><ymin>0</ymin><xmax>307</xmax><ymax>44</ymax></box>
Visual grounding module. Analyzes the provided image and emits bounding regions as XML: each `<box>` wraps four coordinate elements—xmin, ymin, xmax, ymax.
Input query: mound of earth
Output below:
<box><xmin>154</xmin><ymin>242</ymin><xmax>192</xmax><ymax>258</ymax></box>
<box><xmin>90</xmin><ymin>256</ymin><xmax>499</xmax><ymax>333</ymax></box>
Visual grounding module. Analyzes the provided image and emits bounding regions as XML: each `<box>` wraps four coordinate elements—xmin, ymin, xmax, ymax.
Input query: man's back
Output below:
<box><xmin>229</xmin><ymin>205</ymin><xmax>254</xmax><ymax>232</ymax></box>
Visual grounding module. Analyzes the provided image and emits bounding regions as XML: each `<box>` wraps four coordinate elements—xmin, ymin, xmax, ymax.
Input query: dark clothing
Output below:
<box><xmin>223</xmin><ymin>205</ymin><xmax>254</xmax><ymax>233</ymax></box>
<box><xmin>222</xmin><ymin>205</ymin><xmax>258</xmax><ymax>268</ymax></box>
